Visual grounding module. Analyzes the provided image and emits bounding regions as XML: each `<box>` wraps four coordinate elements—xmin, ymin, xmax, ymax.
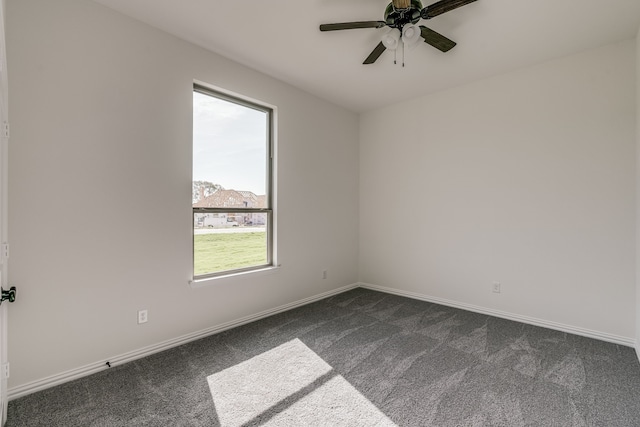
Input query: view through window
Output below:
<box><xmin>193</xmin><ymin>85</ymin><xmax>273</xmax><ymax>278</ymax></box>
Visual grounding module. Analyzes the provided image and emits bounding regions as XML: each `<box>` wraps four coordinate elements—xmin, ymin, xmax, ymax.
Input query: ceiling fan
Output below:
<box><xmin>320</xmin><ymin>0</ymin><xmax>477</xmax><ymax>65</ymax></box>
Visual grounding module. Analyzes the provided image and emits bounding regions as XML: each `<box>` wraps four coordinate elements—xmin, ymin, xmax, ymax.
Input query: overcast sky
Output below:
<box><xmin>193</xmin><ymin>91</ymin><xmax>267</xmax><ymax>195</ymax></box>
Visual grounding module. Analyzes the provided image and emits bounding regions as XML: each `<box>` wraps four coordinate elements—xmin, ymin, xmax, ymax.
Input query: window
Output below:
<box><xmin>192</xmin><ymin>85</ymin><xmax>274</xmax><ymax>279</ymax></box>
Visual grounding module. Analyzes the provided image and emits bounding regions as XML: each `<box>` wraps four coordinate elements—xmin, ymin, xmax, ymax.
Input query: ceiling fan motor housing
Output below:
<box><xmin>384</xmin><ymin>0</ymin><xmax>423</xmax><ymax>29</ymax></box>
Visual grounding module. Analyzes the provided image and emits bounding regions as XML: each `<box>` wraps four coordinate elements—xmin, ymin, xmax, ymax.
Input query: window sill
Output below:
<box><xmin>189</xmin><ymin>265</ymin><xmax>281</xmax><ymax>289</ymax></box>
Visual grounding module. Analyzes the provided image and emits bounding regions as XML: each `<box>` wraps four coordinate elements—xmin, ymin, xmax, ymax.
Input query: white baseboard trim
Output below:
<box><xmin>8</xmin><ymin>283</ymin><xmax>359</xmax><ymax>401</ymax></box>
<box><xmin>357</xmin><ymin>282</ymin><xmax>636</xmax><ymax>348</ymax></box>
<box><xmin>636</xmin><ymin>340</ymin><xmax>640</xmax><ymax>365</ymax></box>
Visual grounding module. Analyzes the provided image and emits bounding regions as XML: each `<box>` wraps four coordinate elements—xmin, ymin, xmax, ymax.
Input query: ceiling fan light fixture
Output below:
<box><xmin>402</xmin><ymin>23</ymin><xmax>421</xmax><ymax>47</ymax></box>
<box><xmin>381</xmin><ymin>28</ymin><xmax>401</xmax><ymax>50</ymax></box>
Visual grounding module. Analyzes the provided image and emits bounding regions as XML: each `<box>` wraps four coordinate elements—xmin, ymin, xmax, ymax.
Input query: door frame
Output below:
<box><xmin>0</xmin><ymin>0</ymin><xmax>10</xmax><ymax>423</ymax></box>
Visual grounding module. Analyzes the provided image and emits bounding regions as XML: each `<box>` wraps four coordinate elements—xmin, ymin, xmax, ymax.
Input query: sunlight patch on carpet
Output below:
<box><xmin>208</xmin><ymin>338</ymin><xmax>397</xmax><ymax>426</ymax></box>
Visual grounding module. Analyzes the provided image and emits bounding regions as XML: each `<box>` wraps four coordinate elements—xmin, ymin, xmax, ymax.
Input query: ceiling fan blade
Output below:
<box><xmin>363</xmin><ymin>42</ymin><xmax>387</xmax><ymax>64</ymax></box>
<box><xmin>420</xmin><ymin>26</ymin><xmax>456</xmax><ymax>52</ymax></box>
<box><xmin>320</xmin><ymin>21</ymin><xmax>386</xmax><ymax>31</ymax></box>
<box><xmin>421</xmin><ymin>0</ymin><xmax>477</xmax><ymax>19</ymax></box>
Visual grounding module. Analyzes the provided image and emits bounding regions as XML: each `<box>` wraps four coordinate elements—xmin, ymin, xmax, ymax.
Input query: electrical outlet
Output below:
<box><xmin>138</xmin><ymin>309</ymin><xmax>148</xmax><ymax>324</ymax></box>
<box><xmin>322</xmin><ymin>270</ymin><xmax>327</xmax><ymax>279</ymax></box>
<box><xmin>492</xmin><ymin>282</ymin><xmax>501</xmax><ymax>293</ymax></box>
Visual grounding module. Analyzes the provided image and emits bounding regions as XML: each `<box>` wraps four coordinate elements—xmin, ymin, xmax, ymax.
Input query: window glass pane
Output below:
<box><xmin>193</xmin><ymin>88</ymin><xmax>271</xmax><ymax>278</ymax></box>
<box><xmin>193</xmin><ymin>213</ymin><xmax>268</xmax><ymax>276</ymax></box>
<box><xmin>193</xmin><ymin>91</ymin><xmax>268</xmax><ymax>205</ymax></box>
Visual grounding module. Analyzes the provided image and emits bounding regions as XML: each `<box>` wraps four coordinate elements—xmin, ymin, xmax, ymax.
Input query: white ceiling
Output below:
<box><xmin>92</xmin><ymin>0</ymin><xmax>640</xmax><ymax>113</ymax></box>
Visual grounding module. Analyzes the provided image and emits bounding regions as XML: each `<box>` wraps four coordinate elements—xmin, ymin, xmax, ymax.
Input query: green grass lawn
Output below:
<box><xmin>194</xmin><ymin>231</ymin><xmax>267</xmax><ymax>276</ymax></box>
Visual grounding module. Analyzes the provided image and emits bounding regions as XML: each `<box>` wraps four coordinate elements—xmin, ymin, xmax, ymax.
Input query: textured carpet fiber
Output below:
<box><xmin>7</xmin><ymin>288</ymin><xmax>640</xmax><ymax>426</ymax></box>
<box><xmin>208</xmin><ymin>338</ymin><xmax>396</xmax><ymax>426</ymax></box>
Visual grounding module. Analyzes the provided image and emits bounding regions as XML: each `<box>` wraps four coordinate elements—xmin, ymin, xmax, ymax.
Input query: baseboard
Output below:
<box><xmin>8</xmin><ymin>283</ymin><xmax>359</xmax><ymax>401</ymax></box>
<box><xmin>11</xmin><ymin>281</ymin><xmax>633</xmax><ymax>400</ymax></box>
<box><xmin>636</xmin><ymin>340</ymin><xmax>640</xmax><ymax>365</ymax></box>
<box><xmin>357</xmin><ymin>282</ymin><xmax>636</xmax><ymax>347</ymax></box>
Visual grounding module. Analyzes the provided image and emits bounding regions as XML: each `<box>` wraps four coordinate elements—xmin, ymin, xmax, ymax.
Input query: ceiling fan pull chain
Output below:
<box><xmin>402</xmin><ymin>39</ymin><xmax>406</xmax><ymax>67</ymax></box>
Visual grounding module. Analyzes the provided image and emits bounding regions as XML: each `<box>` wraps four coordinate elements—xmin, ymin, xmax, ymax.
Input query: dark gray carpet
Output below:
<box><xmin>7</xmin><ymin>288</ymin><xmax>640</xmax><ymax>426</ymax></box>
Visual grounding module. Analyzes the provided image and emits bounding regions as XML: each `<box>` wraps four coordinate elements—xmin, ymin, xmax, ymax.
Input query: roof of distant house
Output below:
<box><xmin>193</xmin><ymin>189</ymin><xmax>266</xmax><ymax>208</ymax></box>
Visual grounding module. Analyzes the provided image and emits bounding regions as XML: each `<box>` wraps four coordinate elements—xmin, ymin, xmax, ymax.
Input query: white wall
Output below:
<box><xmin>5</xmin><ymin>0</ymin><xmax>359</xmax><ymax>389</ymax></box>
<box><xmin>360</xmin><ymin>40</ymin><xmax>637</xmax><ymax>340</ymax></box>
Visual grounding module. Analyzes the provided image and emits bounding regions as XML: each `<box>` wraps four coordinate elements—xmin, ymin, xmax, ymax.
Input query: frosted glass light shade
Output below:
<box><xmin>402</xmin><ymin>24</ymin><xmax>421</xmax><ymax>47</ymax></box>
<box><xmin>382</xmin><ymin>28</ymin><xmax>401</xmax><ymax>50</ymax></box>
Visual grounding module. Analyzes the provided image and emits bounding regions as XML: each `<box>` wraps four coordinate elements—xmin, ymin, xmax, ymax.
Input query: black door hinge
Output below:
<box><xmin>0</xmin><ymin>287</ymin><xmax>16</xmax><ymax>305</ymax></box>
